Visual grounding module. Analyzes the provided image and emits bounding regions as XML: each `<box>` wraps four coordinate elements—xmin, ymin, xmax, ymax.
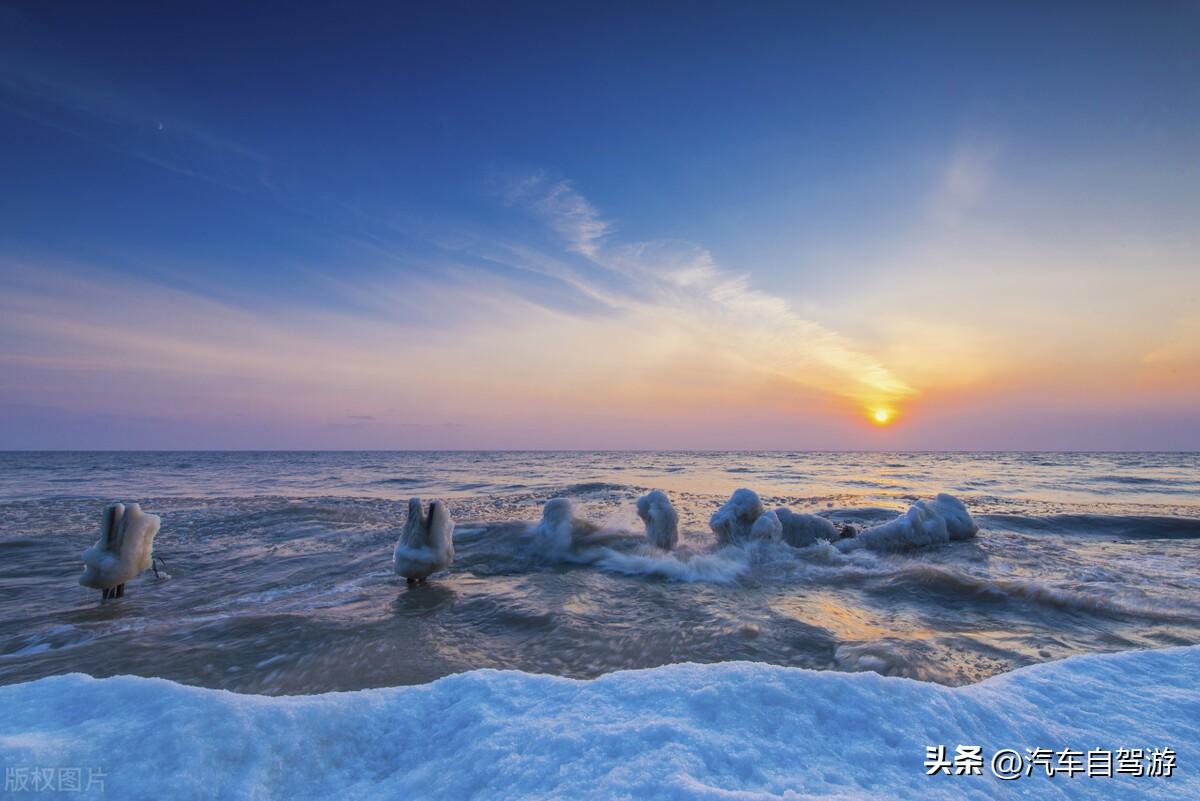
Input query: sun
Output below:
<box><xmin>871</xmin><ymin>408</ymin><xmax>894</xmax><ymax>425</ymax></box>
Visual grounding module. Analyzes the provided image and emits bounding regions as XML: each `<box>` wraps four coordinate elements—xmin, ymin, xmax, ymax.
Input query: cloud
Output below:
<box><xmin>0</xmin><ymin>172</ymin><xmax>919</xmax><ymax>448</ymax></box>
<box><xmin>503</xmin><ymin>171</ymin><xmax>610</xmax><ymax>257</ymax></box>
<box><xmin>506</xmin><ymin>176</ymin><xmax>915</xmax><ymax>407</ymax></box>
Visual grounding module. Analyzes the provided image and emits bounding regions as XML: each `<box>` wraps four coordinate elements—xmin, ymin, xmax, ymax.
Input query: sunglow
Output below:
<box><xmin>871</xmin><ymin>407</ymin><xmax>894</xmax><ymax>426</ymax></box>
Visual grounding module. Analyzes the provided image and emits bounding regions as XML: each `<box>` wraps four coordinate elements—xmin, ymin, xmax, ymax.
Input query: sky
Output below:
<box><xmin>1</xmin><ymin>1</ymin><xmax>1198</xmax><ymax>450</ymax></box>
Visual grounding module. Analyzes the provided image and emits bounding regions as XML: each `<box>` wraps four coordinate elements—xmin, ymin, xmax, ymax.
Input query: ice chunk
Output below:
<box><xmin>636</xmin><ymin>490</ymin><xmax>678</xmax><ymax>550</ymax></box>
<box><xmin>393</xmin><ymin>498</ymin><xmax>455</xmax><ymax>581</ymax></box>
<box><xmin>927</xmin><ymin>493</ymin><xmax>978</xmax><ymax>540</ymax></box>
<box><xmin>532</xmin><ymin>498</ymin><xmax>619</xmax><ymax>557</ymax></box>
<box><xmin>709</xmin><ymin>488</ymin><xmax>766</xmax><ymax>545</ymax></box>
<box><xmin>79</xmin><ymin>503</ymin><xmax>160</xmax><ymax>597</ymax></box>
<box><xmin>840</xmin><ymin>493</ymin><xmax>978</xmax><ymax>552</ymax></box>
<box><xmin>749</xmin><ymin>508</ymin><xmax>782</xmax><ymax>542</ymax></box>
<box><xmin>775</xmin><ymin>508</ymin><xmax>838</xmax><ymax>547</ymax></box>
<box><xmin>534</xmin><ymin>497</ymin><xmax>585</xmax><ymax>554</ymax></box>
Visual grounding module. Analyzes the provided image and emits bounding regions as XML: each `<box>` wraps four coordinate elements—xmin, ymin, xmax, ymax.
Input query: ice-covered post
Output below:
<box><xmin>637</xmin><ymin>490</ymin><xmax>678</xmax><ymax>550</ymax></box>
<box><xmin>393</xmin><ymin>498</ymin><xmax>455</xmax><ymax>583</ymax></box>
<box><xmin>79</xmin><ymin>502</ymin><xmax>161</xmax><ymax>600</ymax></box>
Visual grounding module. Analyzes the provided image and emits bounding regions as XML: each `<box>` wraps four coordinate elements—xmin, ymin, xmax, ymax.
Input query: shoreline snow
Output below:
<box><xmin>1</xmin><ymin>646</ymin><xmax>1197</xmax><ymax>800</ymax></box>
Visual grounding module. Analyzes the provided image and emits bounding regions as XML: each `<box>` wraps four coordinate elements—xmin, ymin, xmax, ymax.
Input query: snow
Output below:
<box><xmin>839</xmin><ymin>493</ymin><xmax>979</xmax><ymax>552</ymax></box>
<box><xmin>636</xmin><ymin>490</ymin><xmax>679</xmax><ymax>550</ymax></box>
<box><xmin>78</xmin><ymin>502</ymin><xmax>160</xmax><ymax>590</ymax></box>
<box><xmin>393</xmin><ymin>498</ymin><xmax>455</xmax><ymax>580</ymax></box>
<box><xmin>1</xmin><ymin>646</ymin><xmax>1195</xmax><ymax>800</ymax></box>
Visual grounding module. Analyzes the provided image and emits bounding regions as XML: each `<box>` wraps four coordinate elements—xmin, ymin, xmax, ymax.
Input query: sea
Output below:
<box><xmin>1</xmin><ymin>451</ymin><xmax>1197</xmax><ymax>694</ymax></box>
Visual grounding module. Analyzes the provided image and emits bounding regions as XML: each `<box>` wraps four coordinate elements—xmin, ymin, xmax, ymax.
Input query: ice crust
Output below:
<box><xmin>1</xmin><ymin>646</ymin><xmax>1195</xmax><ymax>800</ymax></box>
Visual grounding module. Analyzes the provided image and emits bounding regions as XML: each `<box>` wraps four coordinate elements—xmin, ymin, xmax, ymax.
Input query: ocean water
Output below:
<box><xmin>0</xmin><ymin>451</ymin><xmax>1197</xmax><ymax>694</ymax></box>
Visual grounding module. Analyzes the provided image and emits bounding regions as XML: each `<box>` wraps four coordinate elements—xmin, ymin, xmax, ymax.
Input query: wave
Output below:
<box><xmin>881</xmin><ymin>562</ymin><xmax>1199</xmax><ymax>621</ymax></box>
<box><xmin>1092</xmin><ymin>474</ymin><xmax>1188</xmax><ymax>486</ymax></box>
<box><xmin>593</xmin><ymin>546</ymin><xmax>749</xmax><ymax>583</ymax></box>
<box><xmin>980</xmin><ymin>513</ymin><xmax>1200</xmax><ymax>539</ymax></box>
<box><xmin>558</xmin><ymin>482</ymin><xmax>631</xmax><ymax>496</ymax></box>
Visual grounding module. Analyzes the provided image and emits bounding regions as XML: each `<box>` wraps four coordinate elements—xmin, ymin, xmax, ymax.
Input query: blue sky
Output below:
<box><xmin>1</xmin><ymin>2</ymin><xmax>1198</xmax><ymax>449</ymax></box>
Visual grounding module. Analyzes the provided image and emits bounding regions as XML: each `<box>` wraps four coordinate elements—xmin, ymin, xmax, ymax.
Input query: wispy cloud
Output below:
<box><xmin>504</xmin><ymin>171</ymin><xmax>610</xmax><ymax>257</ymax></box>
<box><xmin>506</xmin><ymin>175</ymin><xmax>915</xmax><ymax>406</ymax></box>
<box><xmin>0</xmin><ymin>167</ymin><xmax>917</xmax><ymax>449</ymax></box>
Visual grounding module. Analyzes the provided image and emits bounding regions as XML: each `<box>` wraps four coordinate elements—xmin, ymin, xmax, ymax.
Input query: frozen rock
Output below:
<box><xmin>79</xmin><ymin>503</ymin><xmax>161</xmax><ymax>598</ymax></box>
<box><xmin>393</xmin><ymin>498</ymin><xmax>455</xmax><ymax>581</ymax></box>
<box><xmin>749</xmin><ymin>509</ymin><xmax>782</xmax><ymax>542</ymax></box>
<box><xmin>775</xmin><ymin>508</ymin><xmax>839</xmax><ymax>547</ymax></box>
<box><xmin>839</xmin><ymin>493</ymin><xmax>978</xmax><ymax>552</ymax></box>
<box><xmin>636</xmin><ymin>490</ymin><xmax>678</xmax><ymax>550</ymax></box>
<box><xmin>927</xmin><ymin>493</ymin><xmax>978</xmax><ymax>540</ymax></box>
<box><xmin>709</xmin><ymin>488</ymin><xmax>766</xmax><ymax>546</ymax></box>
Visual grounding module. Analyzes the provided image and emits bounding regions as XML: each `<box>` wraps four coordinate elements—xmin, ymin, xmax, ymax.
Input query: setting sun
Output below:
<box><xmin>871</xmin><ymin>408</ymin><xmax>894</xmax><ymax>425</ymax></box>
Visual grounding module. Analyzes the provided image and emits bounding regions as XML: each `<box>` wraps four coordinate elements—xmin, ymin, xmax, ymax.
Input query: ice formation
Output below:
<box><xmin>748</xmin><ymin>508</ymin><xmax>782</xmax><ymax>542</ymax></box>
<box><xmin>533</xmin><ymin>497</ymin><xmax>601</xmax><ymax>554</ymax></box>
<box><xmin>775</xmin><ymin>507</ymin><xmax>839</xmax><ymax>547</ymax></box>
<box><xmin>393</xmin><ymin>498</ymin><xmax>455</xmax><ymax>582</ymax></box>
<box><xmin>3</xmin><ymin>646</ymin><xmax>1195</xmax><ymax>800</ymax></box>
<box><xmin>839</xmin><ymin>493</ymin><xmax>979</xmax><ymax>552</ymax></box>
<box><xmin>709</xmin><ymin>488</ymin><xmax>768</xmax><ymax>545</ymax></box>
<box><xmin>79</xmin><ymin>502</ymin><xmax>161</xmax><ymax>599</ymax></box>
<box><xmin>635</xmin><ymin>490</ymin><xmax>678</xmax><ymax>550</ymax></box>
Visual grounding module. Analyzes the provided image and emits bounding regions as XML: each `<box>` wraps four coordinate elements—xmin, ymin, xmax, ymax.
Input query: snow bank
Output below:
<box><xmin>393</xmin><ymin>498</ymin><xmax>455</xmax><ymax>580</ymax></box>
<box><xmin>2</xmin><ymin>647</ymin><xmax>1195</xmax><ymax>800</ymax></box>
<box><xmin>636</xmin><ymin>490</ymin><xmax>678</xmax><ymax>550</ymax></box>
<box><xmin>78</xmin><ymin>503</ymin><xmax>160</xmax><ymax>591</ymax></box>
<box><xmin>840</xmin><ymin>493</ymin><xmax>979</xmax><ymax>552</ymax></box>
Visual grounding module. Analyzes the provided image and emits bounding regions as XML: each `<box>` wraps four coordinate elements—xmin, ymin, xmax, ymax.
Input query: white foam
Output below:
<box><xmin>594</xmin><ymin>546</ymin><xmax>748</xmax><ymax>584</ymax></box>
<box><xmin>2</xmin><ymin>647</ymin><xmax>1195</xmax><ymax>799</ymax></box>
